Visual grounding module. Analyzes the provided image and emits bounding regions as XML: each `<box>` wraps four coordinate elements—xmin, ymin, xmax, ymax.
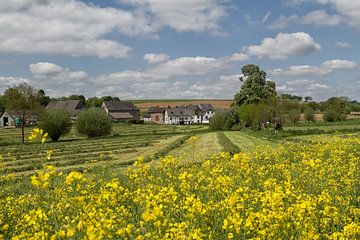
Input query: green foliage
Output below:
<box><xmin>287</xmin><ymin>109</ymin><xmax>301</xmax><ymax>124</ymax></box>
<box><xmin>38</xmin><ymin>89</ymin><xmax>50</xmax><ymax>106</ymax></box>
<box><xmin>3</xmin><ymin>83</ymin><xmax>42</xmax><ymax>144</ymax></box>
<box><xmin>0</xmin><ymin>95</ymin><xmax>5</xmax><ymax>112</ymax></box>
<box><xmin>209</xmin><ymin>111</ymin><xmax>234</xmax><ymax>130</ymax></box>
<box><xmin>322</xmin><ymin>97</ymin><xmax>347</xmax><ymax>122</ymax></box>
<box><xmin>237</xmin><ymin>103</ymin><xmax>273</xmax><ymax>130</ymax></box>
<box><xmin>39</xmin><ymin>109</ymin><xmax>71</xmax><ymax>141</ymax></box>
<box><xmin>304</xmin><ymin>108</ymin><xmax>315</xmax><ymax>122</ymax></box>
<box><xmin>234</xmin><ymin>64</ymin><xmax>276</xmax><ymax>106</ymax></box>
<box><xmin>76</xmin><ymin>108</ymin><xmax>112</xmax><ymax>137</ymax></box>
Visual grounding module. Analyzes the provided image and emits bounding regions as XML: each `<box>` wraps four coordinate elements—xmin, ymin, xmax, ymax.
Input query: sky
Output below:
<box><xmin>0</xmin><ymin>0</ymin><xmax>359</xmax><ymax>101</ymax></box>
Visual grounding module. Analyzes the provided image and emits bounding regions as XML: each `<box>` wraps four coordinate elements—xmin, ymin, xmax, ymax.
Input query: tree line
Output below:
<box><xmin>210</xmin><ymin>64</ymin><xmax>360</xmax><ymax>131</ymax></box>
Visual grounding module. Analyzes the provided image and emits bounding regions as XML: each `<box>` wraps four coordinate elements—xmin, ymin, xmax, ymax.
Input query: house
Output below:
<box><xmin>148</xmin><ymin>106</ymin><xmax>166</xmax><ymax>124</ymax></box>
<box><xmin>45</xmin><ymin>100</ymin><xmax>84</xmax><ymax>119</ymax></box>
<box><xmin>198</xmin><ymin>104</ymin><xmax>215</xmax><ymax>124</ymax></box>
<box><xmin>143</xmin><ymin>113</ymin><xmax>152</xmax><ymax>122</ymax></box>
<box><xmin>164</xmin><ymin>107</ymin><xmax>195</xmax><ymax>125</ymax></box>
<box><xmin>0</xmin><ymin>111</ymin><xmax>21</xmax><ymax>128</ymax></box>
<box><xmin>102</xmin><ymin>101</ymin><xmax>140</xmax><ymax>122</ymax></box>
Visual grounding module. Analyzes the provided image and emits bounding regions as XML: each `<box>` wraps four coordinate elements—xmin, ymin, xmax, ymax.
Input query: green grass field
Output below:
<box><xmin>0</xmin><ymin>124</ymin><xmax>207</xmax><ymax>175</ymax></box>
<box><xmin>1</xmin><ymin>118</ymin><xmax>359</xmax><ymax>177</ymax></box>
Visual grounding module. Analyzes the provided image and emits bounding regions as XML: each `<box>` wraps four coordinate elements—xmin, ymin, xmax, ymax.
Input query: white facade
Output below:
<box><xmin>164</xmin><ymin>110</ymin><xmax>193</xmax><ymax>125</ymax></box>
<box><xmin>164</xmin><ymin>108</ymin><xmax>215</xmax><ymax>125</ymax></box>
<box><xmin>201</xmin><ymin>110</ymin><xmax>215</xmax><ymax>124</ymax></box>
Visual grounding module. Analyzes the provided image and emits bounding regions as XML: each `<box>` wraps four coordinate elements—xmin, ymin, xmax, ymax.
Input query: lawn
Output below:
<box><xmin>167</xmin><ymin>132</ymin><xmax>223</xmax><ymax>162</ymax></box>
<box><xmin>223</xmin><ymin>131</ymin><xmax>280</xmax><ymax>150</ymax></box>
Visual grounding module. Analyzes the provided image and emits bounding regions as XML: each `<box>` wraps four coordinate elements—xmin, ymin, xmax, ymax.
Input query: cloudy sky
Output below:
<box><xmin>0</xmin><ymin>0</ymin><xmax>359</xmax><ymax>101</ymax></box>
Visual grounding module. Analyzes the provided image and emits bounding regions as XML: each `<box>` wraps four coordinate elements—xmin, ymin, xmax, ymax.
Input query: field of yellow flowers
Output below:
<box><xmin>0</xmin><ymin>134</ymin><xmax>359</xmax><ymax>239</ymax></box>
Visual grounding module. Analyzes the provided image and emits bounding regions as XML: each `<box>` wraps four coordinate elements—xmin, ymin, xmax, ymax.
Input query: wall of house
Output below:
<box><xmin>150</xmin><ymin>113</ymin><xmax>164</xmax><ymax>124</ymax></box>
<box><xmin>0</xmin><ymin>113</ymin><xmax>15</xmax><ymax>127</ymax></box>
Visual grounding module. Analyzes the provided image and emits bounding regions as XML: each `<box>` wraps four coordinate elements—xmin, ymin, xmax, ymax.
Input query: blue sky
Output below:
<box><xmin>0</xmin><ymin>0</ymin><xmax>359</xmax><ymax>101</ymax></box>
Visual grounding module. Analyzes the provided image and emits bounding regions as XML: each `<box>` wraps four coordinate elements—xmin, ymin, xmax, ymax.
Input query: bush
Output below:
<box><xmin>76</xmin><ymin>108</ymin><xmax>112</xmax><ymax>137</ymax></box>
<box><xmin>39</xmin><ymin>109</ymin><xmax>71</xmax><ymax>141</ymax></box>
<box><xmin>288</xmin><ymin>109</ymin><xmax>301</xmax><ymax>124</ymax></box>
<box><xmin>323</xmin><ymin>109</ymin><xmax>347</xmax><ymax>122</ymax></box>
<box><xmin>304</xmin><ymin>108</ymin><xmax>315</xmax><ymax>122</ymax></box>
<box><xmin>209</xmin><ymin>111</ymin><xmax>232</xmax><ymax>130</ymax></box>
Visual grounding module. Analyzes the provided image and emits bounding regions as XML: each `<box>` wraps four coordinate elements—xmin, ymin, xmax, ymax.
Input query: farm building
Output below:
<box><xmin>102</xmin><ymin>101</ymin><xmax>140</xmax><ymax>122</ymax></box>
<box><xmin>0</xmin><ymin>111</ymin><xmax>21</xmax><ymax>128</ymax></box>
<box><xmin>148</xmin><ymin>106</ymin><xmax>166</xmax><ymax>124</ymax></box>
<box><xmin>45</xmin><ymin>100</ymin><xmax>84</xmax><ymax>119</ymax></box>
<box><xmin>146</xmin><ymin>104</ymin><xmax>215</xmax><ymax>125</ymax></box>
<box><xmin>164</xmin><ymin>107</ymin><xmax>194</xmax><ymax>125</ymax></box>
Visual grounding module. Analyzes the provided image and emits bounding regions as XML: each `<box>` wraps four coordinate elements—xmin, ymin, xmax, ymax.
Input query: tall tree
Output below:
<box><xmin>38</xmin><ymin>89</ymin><xmax>51</xmax><ymax>106</ymax></box>
<box><xmin>234</xmin><ymin>64</ymin><xmax>276</xmax><ymax>106</ymax></box>
<box><xmin>4</xmin><ymin>83</ymin><xmax>42</xmax><ymax>144</ymax></box>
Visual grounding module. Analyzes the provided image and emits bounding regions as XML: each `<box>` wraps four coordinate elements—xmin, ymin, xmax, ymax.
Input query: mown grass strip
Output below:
<box><xmin>217</xmin><ymin>132</ymin><xmax>240</xmax><ymax>154</ymax></box>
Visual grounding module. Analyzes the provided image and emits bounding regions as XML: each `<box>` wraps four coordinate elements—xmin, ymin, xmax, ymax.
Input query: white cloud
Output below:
<box><xmin>143</xmin><ymin>53</ymin><xmax>170</xmax><ymax>64</ymax></box>
<box><xmin>262</xmin><ymin>11</ymin><xmax>272</xmax><ymax>23</ymax></box>
<box><xmin>302</xmin><ymin>10</ymin><xmax>342</xmax><ymax>26</ymax></box>
<box><xmin>0</xmin><ymin>76</ymin><xmax>32</xmax><ymax>93</ymax></box>
<box><xmin>271</xmin><ymin>59</ymin><xmax>358</xmax><ymax>76</ymax></box>
<box><xmin>277</xmin><ymin>79</ymin><xmax>329</xmax><ymax>95</ymax></box>
<box><xmin>269</xmin><ymin>10</ymin><xmax>342</xmax><ymax>29</ymax></box>
<box><xmin>0</xmin><ymin>0</ymin><xmax>229</xmax><ymax>58</ymax></box>
<box><xmin>335</xmin><ymin>42</ymin><xmax>353</xmax><ymax>48</ymax></box>
<box><xmin>117</xmin><ymin>0</ymin><xmax>228</xmax><ymax>35</ymax></box>
<box><xmin>315</xmin><ymin>0</ymin><xmax>360</xmax><ymax>29</ymax></box>
<box><xmin>321</xmin><ymin>59</ymin><xmax>358</xmax><ymax>70</ymax></box>
<box><xmin>30</xmin><ymin>62</ymin><xmax>89</xmax><ymax>83</ymax></box>
<box><xmin>243</xmin><ymin>32</ymin><xmax>321</xmax><ymax>60</ymax></box>
<box><xmin>228</xmin><ymin>53</ymin><xmax>250</xmax><ymax>62</ymax></box>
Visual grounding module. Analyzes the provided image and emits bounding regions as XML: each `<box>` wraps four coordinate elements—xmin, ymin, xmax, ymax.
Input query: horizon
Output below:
<box><xmin>0</xmin><ymin>0</ymin><xmax>359</xmax><ymax>101</ymax></box>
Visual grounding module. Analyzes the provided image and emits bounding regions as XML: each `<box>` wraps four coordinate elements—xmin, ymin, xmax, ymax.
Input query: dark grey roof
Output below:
<box><xmin>109</xmin><ymin>112</ymin><xmax>134</xmax><ymax>119</ymax></box>
<box><xmin>166</xmin><ymin>107</ymin><xmax>195</xmax><ymax>117</ymax></box>
<box><xmin>103</xmin><ymin>101</ymin><xmax>138</xmax><ymax>111</ymax></box>
<box><xmin>148</xmin><ymin>106</ymin><xmax>166</xmax><ymax>114</ymax></box>
<box><xmin>45</xmin><ymin>100</ymin><xmax>83</xmax><ymax>117</ymax></box>
<box><xmin>198</xmin><ymin>104</ymin><xmax>214</xmax><ymax>111</ymax></box>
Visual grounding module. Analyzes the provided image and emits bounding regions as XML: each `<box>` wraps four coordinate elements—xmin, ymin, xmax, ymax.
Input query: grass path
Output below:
<box><xmin>167</xmin><ymin>132</ymin><xmax>223</xmax><ymax>162</ymax></box>
<box><xmin>224</xmin><ymin>131</ymin><xmax>279</xmax><ymax>150</ymax></box>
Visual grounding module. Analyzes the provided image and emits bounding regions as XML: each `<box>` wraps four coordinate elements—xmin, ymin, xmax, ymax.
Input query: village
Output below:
<box><xmin>0</xmin><ymin>99</ymin><xmax>216</xmax><ymax>128</ymax></box>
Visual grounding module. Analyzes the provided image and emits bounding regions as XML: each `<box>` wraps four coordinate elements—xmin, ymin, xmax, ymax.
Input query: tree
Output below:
<box><xmin>86</xmin><ymin>97</ymin><xmax>103</xmax><ymax>108</ymax></box>
<box><xmin>0</xmin><ymin>95</ymin><xmax>5</xmax><ymax>112</ymax></box>
<box><xmin>322</xmin><ymin>97</ymin><xmax>347</xmax><ymax>122</ymax></box>
<box><xmin>234</xmin><ymin>64</ymin><xmax>276</xmax><ymax>106</ymax></box>
<box><xmin>4</xmin><ymin>83</ymin><xmax>42</xmax><ymax>144</ymax></box>
<box><xmin>76</xmin><ymin>108</ymin><xmax>112</xmax><ymax>137</ymax></box>
<box><xmin>69</xmin><ymin>95</ymin><xmax>86</xmax><ymax>106</ymax></box>
<box><xmin>38</xmin><ymin>89</ymin><xmax>51</xmax><ymax>106</ymax></box>
<box><xmin>39</xmin><ymin>109</ymin><xmax>71</xmax><ymax>141</ymax></box>
<box><xmin>304</xmin><ymin>108</ymin><xmax>315</xmax><ymax>122</ymax></box>
<box><xmin>304</xmin><ymin>96</ymin><xmax>313</xmax><ymax>102</ymax></box>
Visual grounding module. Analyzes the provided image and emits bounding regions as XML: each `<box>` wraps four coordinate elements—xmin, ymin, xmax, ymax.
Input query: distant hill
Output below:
<box><xmin>132</xmin><ymin>99</ymin><xmax>233</xmax><ymax>112</ymax></box>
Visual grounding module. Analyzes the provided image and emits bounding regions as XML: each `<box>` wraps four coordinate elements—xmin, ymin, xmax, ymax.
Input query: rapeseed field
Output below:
<box><xmin>0</xmin><ymin>131</ymin><xmax>359</xmax><ymax>239</ymax></box>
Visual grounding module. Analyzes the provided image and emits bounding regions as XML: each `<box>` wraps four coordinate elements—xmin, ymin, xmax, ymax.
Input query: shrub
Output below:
<box><xmin>209</xmin><ymin>111</ymin><xmax>233</xmax><ymax>130</ymax></box>
<box><xmin>39</xmin><ymin>109</ymin><xmax>71</xmax><ymax>141</ymax></box>
<box><xmin>76</xmin><ymin>108</ymin><xmax>112</xmax><ymax>137</ymax></box>
<box><xmin>304</xmin><ymin>108</ymin><xmax>315</xmax><ymax>122</ymax></box>
<box><xmin>288</xmin><ymin>109</ymin><xmax>301</xmax><ymax>124</ymax></box>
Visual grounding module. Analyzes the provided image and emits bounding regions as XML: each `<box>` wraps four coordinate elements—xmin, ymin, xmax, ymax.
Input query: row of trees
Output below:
<box><xmin>210</xmin><ymin>64</ymin><xmax>360</xmax><ymax>131</ymax></box>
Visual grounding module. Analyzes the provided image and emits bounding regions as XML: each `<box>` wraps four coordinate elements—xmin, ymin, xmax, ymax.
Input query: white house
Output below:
<box><xmin>164</xmin><ymin>107</ymin><xmax>194</xmax><ymax>125</ymax></box>
<box><xmin>163</xmin><ymin>104</ymin><xmax>215</xmax><ymax>125</ymax></box>
<box><xmin>198</xmin><ymin>104</ymin><xmax>215</xmax><ymax>124</ymax></box>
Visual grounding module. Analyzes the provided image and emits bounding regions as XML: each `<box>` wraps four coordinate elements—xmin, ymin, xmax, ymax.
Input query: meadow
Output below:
<box><xmin>0</xmin><ymin>120</ymin><xmax>359</xmax><ymax>239</ymax></box>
